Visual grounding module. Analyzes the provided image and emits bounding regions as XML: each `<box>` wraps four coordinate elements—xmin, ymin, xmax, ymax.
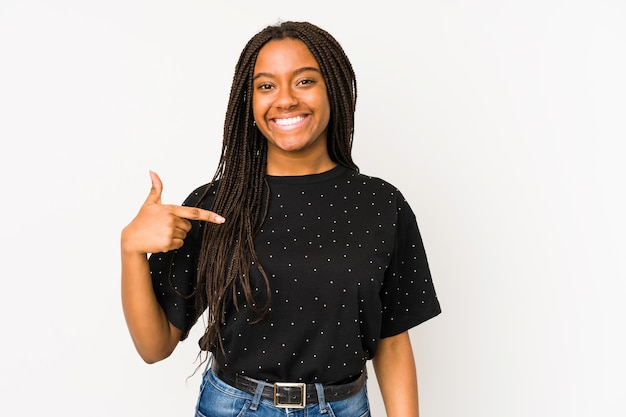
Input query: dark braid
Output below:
<box><xmin>194</xmin><ymin>21</ymin><xmax>359</xmax><ymax>356</ymax></box>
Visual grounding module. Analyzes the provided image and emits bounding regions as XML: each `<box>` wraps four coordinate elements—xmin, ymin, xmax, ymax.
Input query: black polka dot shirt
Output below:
<box><xmin>150</xmin><ymin>165</ymin><xmax>440</xmax><ymax>383</ymax></box>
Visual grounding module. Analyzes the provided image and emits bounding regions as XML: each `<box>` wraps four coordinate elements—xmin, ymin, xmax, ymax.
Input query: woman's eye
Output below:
<box><xmin>298</xmin><ymin>79</ymin><xmax>314</xmax><ymax>86</ymax></box>
<box><xmin>257</xmin><ymin>83</ymin><xmax>273</xmax><ymax>90</ymax></box>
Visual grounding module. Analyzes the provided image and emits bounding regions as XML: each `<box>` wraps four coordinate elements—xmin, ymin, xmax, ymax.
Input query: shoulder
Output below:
<box><xmin>347</xmin><ymin>170</ymin><xmax>405</xmax><ymax>199</ymax></box>
<box><xmin>346</xmin><ymin>170</ymin><xmax>416</xmax><ymax>218</ymax></box>
<box><xmin>182</xmin><ymin>181</ymin><xmax>219</xmax><ymax>210</ymax></box>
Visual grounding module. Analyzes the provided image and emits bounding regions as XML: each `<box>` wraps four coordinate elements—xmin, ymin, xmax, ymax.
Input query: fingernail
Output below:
<box><xmin>215</xmin><ymin>215</ymin><xmax>226</xmax><ymax>224</ymax></box>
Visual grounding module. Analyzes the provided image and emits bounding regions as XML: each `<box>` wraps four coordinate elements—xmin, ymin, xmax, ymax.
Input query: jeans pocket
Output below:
<box><xmin>326</xmin><ymin>385</ymin><xmax>370</xmax><ymax>417</ymax></box>
<box><xmin>327</xmin><ymin>405</ymin><xmax>370</xmax><ymax>417</ymax></box>
<box><xmin>196</xmin><ymin>400</ymin><xmax>251</xmax><ymax>417</ymax></box>
<box><xmin>195</xmin><ymin>371</ymin><xmax>253</xmax><ymax>417</ymax></box>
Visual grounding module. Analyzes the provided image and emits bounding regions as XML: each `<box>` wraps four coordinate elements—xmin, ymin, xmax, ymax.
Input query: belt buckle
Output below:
<box><xmin>273</xmin><ymin>382</ymin><xmax>306</xmax><ymax>409</ymax></box>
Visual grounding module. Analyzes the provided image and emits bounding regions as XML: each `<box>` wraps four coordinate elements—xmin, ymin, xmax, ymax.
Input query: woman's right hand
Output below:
<box><xmin>121</xmin><ymin>171</ymin><xmax>224</xmax><ymax>363</ymax></box>
<box><xmin>121</xmin><ymin>171</ymin><xmax>225</xmax><ymax>255</ymax></box>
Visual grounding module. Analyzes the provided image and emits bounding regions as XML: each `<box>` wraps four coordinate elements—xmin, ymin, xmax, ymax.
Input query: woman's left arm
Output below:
<box><xmin>372</xmin><ymin>331</ymin><xmax>420</xmax><ymax>417</ymax></box>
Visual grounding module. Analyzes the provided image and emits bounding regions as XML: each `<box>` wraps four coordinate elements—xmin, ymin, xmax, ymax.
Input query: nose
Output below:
<box><xmin>275</xmin><ymin>85</ymin><xmax>298</xmax><ymax>110</ymax></box>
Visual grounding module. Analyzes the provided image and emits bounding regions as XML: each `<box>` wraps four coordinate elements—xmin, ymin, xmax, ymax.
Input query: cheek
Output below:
<box><xmin>318</xmin><ymin>97</ymin><xmax>331</xmax><ymax>128</ymax></box>
<box><xmin>252</xmin><ymin>91</ymin><xmax>270</xmax><ymax>121</ymax></box>
<box><xmin>252</xmin><ymin>96</ymin><xmax>262</xmax><ymax>122</ymax></box>
<box><xmin>251</xmin><ymin>98</ymin><xmax>270</xmax><ymax>138</ymax></box>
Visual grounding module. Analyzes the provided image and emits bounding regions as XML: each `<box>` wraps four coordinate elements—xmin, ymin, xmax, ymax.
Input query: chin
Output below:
<box><xmin>273</xmin><ymin>139</ymin><xmax>312</xmax><ymax>152</ymax></box>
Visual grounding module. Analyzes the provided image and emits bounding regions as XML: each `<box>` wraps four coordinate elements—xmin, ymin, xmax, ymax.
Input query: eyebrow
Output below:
<box><xmin>252</xmin><ymin>67</ymin><xmax>322</xmax><ymax>81</ymax></box>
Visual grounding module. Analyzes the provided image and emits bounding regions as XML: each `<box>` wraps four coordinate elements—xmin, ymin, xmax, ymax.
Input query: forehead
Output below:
<box><xmin>253</xmin><ymin>38</ymin><xmax>320</xmax><ymax>74</ymax></box>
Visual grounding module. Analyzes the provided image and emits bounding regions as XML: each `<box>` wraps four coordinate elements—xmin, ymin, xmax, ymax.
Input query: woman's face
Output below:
<box><xmin>252</xmin><ymin>38</ymin><xmax>331</xmax><ymax>162</ymax></box>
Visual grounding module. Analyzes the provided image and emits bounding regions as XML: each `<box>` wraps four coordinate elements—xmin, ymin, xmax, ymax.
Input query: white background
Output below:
<box><xmin>1</xmin><ymin>1</ymin><xmax>625</xmax><ymax>416</ymax></box>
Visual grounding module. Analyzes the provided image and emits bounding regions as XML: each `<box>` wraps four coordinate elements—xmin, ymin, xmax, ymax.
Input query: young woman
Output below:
<box><xmin>121</xmin><ymin>21</ymin><xmax>440</xmax><ymax>417</ymax></box>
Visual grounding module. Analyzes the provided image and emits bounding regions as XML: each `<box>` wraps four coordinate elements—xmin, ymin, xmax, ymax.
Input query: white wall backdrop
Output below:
<box><xmin>1</xmin><ymin>1</ymin><xmax>624</xmax><ymax>416</ymax></box>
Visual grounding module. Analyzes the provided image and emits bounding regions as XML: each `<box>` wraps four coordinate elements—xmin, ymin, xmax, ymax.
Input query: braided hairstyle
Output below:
<box><xmin>195</xmin><ymin>21</ymin><xmax>358</xmax><ymax>354</ymax></box>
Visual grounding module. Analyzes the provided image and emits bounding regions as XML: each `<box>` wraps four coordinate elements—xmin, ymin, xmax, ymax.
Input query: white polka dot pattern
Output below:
<box><xmin>150</xmin><ymin>166</ymin><xmax>440</xmax><ymax>383</ymax></box>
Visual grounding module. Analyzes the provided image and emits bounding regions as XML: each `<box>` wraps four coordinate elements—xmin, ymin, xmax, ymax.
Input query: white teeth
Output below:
<box><xmin>274</xmin><ymin>115</ymin><xmax>304</xmax><ymax>126</ymax></box>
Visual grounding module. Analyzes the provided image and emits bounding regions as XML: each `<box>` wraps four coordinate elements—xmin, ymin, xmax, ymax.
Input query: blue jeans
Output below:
<box><xmin>195</xmin><ymin>367</ymin><xmax>371</xmax><ymax>417</ymax></box>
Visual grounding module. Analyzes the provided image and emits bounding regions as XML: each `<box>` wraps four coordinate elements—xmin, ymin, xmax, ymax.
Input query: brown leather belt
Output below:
<box><xmin>211</xmin><ymin>362</ymin><xmax>366</xmax><ymax>409</ymax></box>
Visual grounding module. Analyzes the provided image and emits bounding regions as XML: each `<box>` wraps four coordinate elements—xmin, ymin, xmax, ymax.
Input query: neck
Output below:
<box><xmin>266</xmin><ymin>153</ymin><xmax>337</xmax><ymax>176</ymax></box>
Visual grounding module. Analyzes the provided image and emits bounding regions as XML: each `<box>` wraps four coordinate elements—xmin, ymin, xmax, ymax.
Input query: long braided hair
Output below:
<box><xmin>195</xmin><ymin>21</ymin><xmax>359</xmax><ymax>354</ymax></box>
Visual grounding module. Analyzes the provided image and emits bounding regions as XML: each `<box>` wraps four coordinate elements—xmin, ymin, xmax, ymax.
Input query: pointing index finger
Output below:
<box><xmin>171</xmin><ymin>205</ymin><xmax>225</xmax><ymax>224</ymax></box>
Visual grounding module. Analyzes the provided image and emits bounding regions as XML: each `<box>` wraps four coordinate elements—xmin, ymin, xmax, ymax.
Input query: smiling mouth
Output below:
<box><xmin>273</xmin><ymin>115</ymin><xmax>306</xmax><ymax>127</ymax></box>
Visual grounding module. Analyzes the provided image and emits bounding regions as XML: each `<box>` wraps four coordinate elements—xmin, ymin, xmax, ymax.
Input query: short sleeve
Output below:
<box><xmin>379</xmin><ymin>195</ymin><xmax>441</xmax><ymax>338</ymax></box>
<box><xmin>149</xmin><ymin>183</ymin><xmax>212</xmax><ymax>340</ymax></box>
